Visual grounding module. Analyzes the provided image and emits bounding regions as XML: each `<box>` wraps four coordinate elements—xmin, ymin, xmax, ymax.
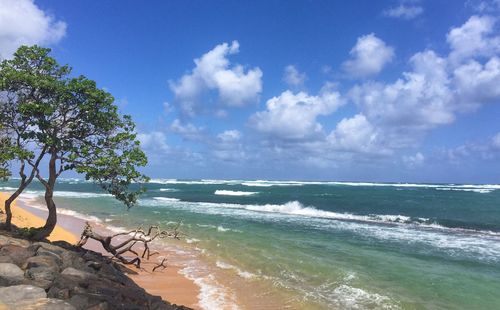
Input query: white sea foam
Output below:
<box><xmin>214</xmin><ymin>190</ymin><xmax>258</xmax><ymax>196</ymax></box>
<box><xmin>186</xmin><ymin>238</ymin><xmax>201</xmax><ymax>244</ymax></box>
<box><xmin>435</xmin><ymin>187</ymin><xmax>494</xmax><ymax>193</ymax></box>
<box><xmin>153</xmin><ymin>197</ymin><xmax>181</xmax><ymax>202</ymax></box>
<box><xmin>19</xmin><ymin>190</ymin><xmax>111</xmax><ymax>199</ymax></box>
<box><xmin>159</xmin><ymin>188</ymin><xmax>179</xmax><ymax>192</ymax></box>
<box><xmin>216</xmin><ymin>261</ymin><xmax>256</xmax><ymax>279</ymax></box>
<box><xmin>180</xmin><ymin>265</ymin><xmax>240</xmax><ymax>310</ymax></box>
<box><xmin>330</xmin><ymin>285</ymin><xmax>399</xmax><ymax>309</ymax></box>
<box><xmin>150</xmin><ymin>179</ymin><xmax>240</xmax><ymax>185</ymax></box>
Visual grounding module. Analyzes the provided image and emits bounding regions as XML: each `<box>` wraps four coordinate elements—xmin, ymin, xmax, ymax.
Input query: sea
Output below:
<box><xmin>1</xmin><ymin>178</ymin><xmax>500</xmax><ymax>309</ymax></box>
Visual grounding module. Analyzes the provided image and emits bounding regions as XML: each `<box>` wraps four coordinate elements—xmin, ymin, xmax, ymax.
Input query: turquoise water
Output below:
<box><xmin>2</xmin><ymin>179</ymin><xmax>500</xmax><ymax>309</ymax></box>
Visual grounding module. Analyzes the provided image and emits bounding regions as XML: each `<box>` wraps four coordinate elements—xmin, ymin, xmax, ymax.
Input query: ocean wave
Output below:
<box><xmin>149</xmin><ymin>179</ymin><xmax>240</xmax><ymax>185</ymax></box>
<box><xmin>214</xmin><ymin>190</ymin><xmax>258</xmax><ymax>196</ymax></box>
<box><xmin>435</xmin><ymin>187</ymin><xmax>494</xmax><ymax>194</ymax></box>
<box><xmin>159</xmin><ymin>188</ymin><xmax>179</xmax><ymax>192</ymax></box>
<box><xmin>21</xmin><ymin>202</ymin><xmax>103</xmax><ymax>223</ymax></box>
<box><xmin>215</xmin><ymin>261</ymin><xmax>256</xmax><ymax>279</ymax></box>
<box><xmin>142</xmin><ymin>199</ymin><xmax>491</xmax><ymax>232</ymax></box>
<box><xmin>19</xmin><ymin>190</ymin><xmax>111</xmax><ymax>199</ymax></box>
<box><xmin>153</xmin><ymin>197</ymin><xmax>181</xmax><ymax>202</ymax></box>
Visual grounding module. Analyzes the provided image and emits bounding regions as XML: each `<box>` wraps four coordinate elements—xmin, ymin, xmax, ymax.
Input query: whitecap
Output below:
<box><xmin>214</xmin><ymin>190</ymin><xmax>258</xmax><ymax>196</ymax></box>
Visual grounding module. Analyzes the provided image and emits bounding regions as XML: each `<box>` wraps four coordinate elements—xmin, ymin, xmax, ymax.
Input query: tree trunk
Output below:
<box><xmin>31</xmin><ymin>191</ymin><xmax>57</xmax><ymax>241</ymax></box>
<box><xmin>4</xmin><ymin>182</ymin><xmax>29</xmax><ymax>230</ymax></box>
<box><xmin>32</xmin><ymin>149</ymin><xmax>58</xmax><ymax>241</ymax></box>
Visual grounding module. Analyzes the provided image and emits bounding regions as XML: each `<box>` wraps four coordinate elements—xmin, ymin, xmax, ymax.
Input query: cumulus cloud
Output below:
<box><xmin>346</xmin><ymin>15</ymin><xmax>500</xmax><ymax>152</ymax></box>
<box><xmin>283</xmin><ymin>65</ymin><xmax>306</xmax><ymax>87</ymax></box>
<box><xmin>169</xmin><ymin>41</ymin><xmax>262</xmax><ymax>116</ymax></box>
<box><xmin>453</xmin><ymin>56</ymin><xmax>500</xmax><ymax>110</ymax></box>
<box><xmin>0</xmin><ymin>0</ymin><xmax>66</xmax><ymax>59</ymax></box>
<box><xmin>250</xmin><ymin>90</ymin><xmax>343</xmax><ymax>140</ymax></box>
<box><xmin>447</xmin><ymin>15</ymin><xmax>500</xmax><ymax>64</ymax></box>
<box><xmin>327</xmin><ymin>114</ymin><xmax>390</xmax><ymax>155</ymax></box>
<box><xmin>383</xmin><ymin>4</ymin><xmax>424</xmax><ymax>20</ymax></box>
<box><xmin>342</xmin><ymin>34</ymin><xmax>394</xmax><ymax>78</ymax></box>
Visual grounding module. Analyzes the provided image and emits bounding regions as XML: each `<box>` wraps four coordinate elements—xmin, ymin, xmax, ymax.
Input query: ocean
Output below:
<box><xmin>1</xmin><ymin>178</ymin><xmax>500</xmax><ymax>309</ymax></box>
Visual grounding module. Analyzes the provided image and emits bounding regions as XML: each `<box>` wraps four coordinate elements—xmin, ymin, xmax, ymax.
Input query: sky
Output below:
<box><xmin>1</xmin><ymin>0</ymin><xmax>500</xmax><ymax>183</ymax></box>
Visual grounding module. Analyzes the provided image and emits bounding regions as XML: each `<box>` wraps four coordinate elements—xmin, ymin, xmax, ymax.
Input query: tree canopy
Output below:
<box><xmin>0</xmin><ymin>45</ymin><xmax>149</xmax><ymax>240</ymax></box>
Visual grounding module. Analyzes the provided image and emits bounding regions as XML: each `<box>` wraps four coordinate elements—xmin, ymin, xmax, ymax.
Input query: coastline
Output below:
<box><xmin>0</xmin><ymin>191</ymin><xmax>201</xmax><ymax>310</ymax></box>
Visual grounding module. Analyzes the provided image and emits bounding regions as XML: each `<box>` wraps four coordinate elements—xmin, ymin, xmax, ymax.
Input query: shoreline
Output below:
<box><xmin>0</xmin><ymin>192</ymin><xmax>201</xmax><ymax>309</ymax></box>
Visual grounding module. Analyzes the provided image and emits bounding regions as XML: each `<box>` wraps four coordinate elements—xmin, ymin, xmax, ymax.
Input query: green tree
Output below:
<box><xmin>0</xmin><ymin>45</ymin><xmax>149</xmax><ymax>240</ymax></box>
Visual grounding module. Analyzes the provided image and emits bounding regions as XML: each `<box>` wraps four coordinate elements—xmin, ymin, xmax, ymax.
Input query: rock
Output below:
<box><xmin>0</xmin><ymin>244</ymin><xmax>36</xmax><ymax>267</ymax></box>
<box><xmin>14</xmin><ymin>298</ymin><xmax>76</xmax><ymax>310</ymax></box>
<box><xmin>86</xmin><ymin>260</ymin><xmax>102</xmax><ymax>271</ymax></box>
<box><xmin>0</xmin><ymin>285</ymin><xmax>46</xmax><ymax>304</ymax></box>
<box><xmin>25</xmin><ymin>266</ymin><xmax>57</xmax><ymax>289</ymax></box>
<box><xmin>0</xmin><ymin>262</ymin><xmax>24</xmax><ymax>286</ymax></box>
<box><xmin>36</xmin><ymin>247</ymin><xmax>63</xmax><ymax>265</ymax></box>
<box><xmin>61</xmin><ymin>267</ymin><xmax>98</xmax><ymax>280</ymax></box>
<box><xmin>86</xmin><ymin>302</ymin><xmax>109</xmax><ymax>310</ymax></box>
<box><xmin>23</xmin><ymin>254</ymin><xmax>60</xmax><ymax>271</ymax></box>
<box><xmin>0</xmin><ymin>255</ymin><xmax>15</xmax><ymax>264</ymax></box>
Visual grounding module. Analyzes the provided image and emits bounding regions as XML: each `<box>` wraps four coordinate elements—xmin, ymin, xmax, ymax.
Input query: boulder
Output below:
<box><xmin>0</xmin><ymin>244</ymin><xmax>36</xmax><ymax>267</ymax></box>
<box><xmin>0</xmin><ymin>285</ymin><xmax>46</xmax><ymax>304</ymax></box>
<box><xmin>61</xmin><ymin>267</ymin><xmax>98</xmax><ymax>281</ymax></box>
<box><xmin>24</xmin><ymin>266</ymin><xmax>57</xmax><ymax>289</ymax></box>
<box><xmin>23</xmin><ymin>254</ymin><xmax>60</xmax><ymax>271</ymax></box>
<box><xmin>0</xmin><ymin>262</ymin><xmax>24</xmax><ymax>286</ymax></box>
<box><xmin>13</xmin><ymin>297</ymin><xmax>76</xmax><ymax>310</ymax></box>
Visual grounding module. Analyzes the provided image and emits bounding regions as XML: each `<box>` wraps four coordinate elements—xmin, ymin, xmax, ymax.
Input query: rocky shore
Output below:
<box><xmin>0</xmin><ymin>232</ymin><xmax>192</xmax><ymax>310</ymax></box>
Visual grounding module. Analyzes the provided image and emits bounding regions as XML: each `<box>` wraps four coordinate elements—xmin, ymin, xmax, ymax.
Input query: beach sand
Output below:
<box><xmin>0</xmin><ymin>191</ymin><xmax>200</xmax><ymax>309</ymax></box>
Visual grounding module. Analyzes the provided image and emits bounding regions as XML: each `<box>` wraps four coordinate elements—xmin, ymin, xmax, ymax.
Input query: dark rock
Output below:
<box><xmin>86</xmin><ymin>260</ymin><xmax>102</xmax><ymax>271</ymax></box>
<box><xmin>0</xmin><ymin>262</ymin><xmax>25</xmax><ymax>286</ymax></box>
<box><xmin>0</xmin><ymin>285</ymin><xmax>46</xmax><ymax>304</ymax></box>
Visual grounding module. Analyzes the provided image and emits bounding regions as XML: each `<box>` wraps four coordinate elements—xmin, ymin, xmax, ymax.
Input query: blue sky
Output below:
<box><xmin>2</xmin><ymin>0</ymin><xmax>500</xmax><ymax>183</ymax></box>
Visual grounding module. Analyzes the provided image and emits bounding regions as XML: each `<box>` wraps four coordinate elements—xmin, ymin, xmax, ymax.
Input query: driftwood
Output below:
<box><xmin>77</xmin><ymin>221</ymin><xmax>182</xmax><ymax>270</ymax></box>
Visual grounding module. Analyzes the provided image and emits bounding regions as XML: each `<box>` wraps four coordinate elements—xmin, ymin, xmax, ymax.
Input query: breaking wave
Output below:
<box><xmin>214</xmin><ymin>190</ymin><xmax>258</xmax><ymax>196</ymax></box>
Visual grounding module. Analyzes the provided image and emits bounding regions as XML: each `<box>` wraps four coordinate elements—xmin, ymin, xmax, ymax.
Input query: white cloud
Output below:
<box><xmin>447</xmin><ymin>15</ymin><xmax>500</xmax><ymax>64</ymax></box>
<box><xmin>350</xmin><ymin>50</ymin><xmax>453</xmax><ymax>146</ymax></box>
<box><xmin>492</xmin><ymin>132</ymin><xmax>500</xmax><ymax>149</ymax></box>
<box><xmin>342</xmin><ymin>34</ymin><xmax>394</xmax><ymax>78</ymax></box>
<box><xmin>250</xmin><ymin>90</ymin><xmax>343</xmax><ymax>140</ymax></box>
<box><xmin>383</xmin><ymin>4</ymin><xmax>424</xmax><ymax>20</ymax></box>
<box><xmin>0</xmin><ymin>0</ymin><xmax>66</xmax><ymax>59</ymax></box>
<box><xmin>217</xmin><ymin>130</ymin><xmax>241</xmax><ymax>142</ymax></box>
<box><xmin>283</xmin><ymin>65</ymin><xmax>306</xmax><ymax>87</ymax></box>
<box><xmin>169</xmin><ymin>41</ymin><xmax>262</xmax><ymax>116</ymax></box>
<box><xmin>402</xmin><ymin>152</ymin><xmax>425</xmax><ymax>168</ymax></box>
<box><xmin>169</xmin><ymin>119</ymin><xmax>206</xmax><ymax>141</ymax></box>
<box><xmin>138</xmin><ymin>131</ymin><xmax>170</xmax><ymax>153</ymax></box>
<box><xmin>453</xmin><ymin>57</ymin><xmax>500</xmax><ymax>110</ymax></box>
<box><xmin>328</xmin><ymin>114</ymin><xmax>390</xmax><ymax>155</ymax></box>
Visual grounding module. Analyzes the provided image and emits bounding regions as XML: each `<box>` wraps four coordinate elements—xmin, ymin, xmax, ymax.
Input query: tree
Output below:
<box><xmin>0</xmin><ymin>45</ymin><xmax>149</xmax><ymax>240</ymax></box>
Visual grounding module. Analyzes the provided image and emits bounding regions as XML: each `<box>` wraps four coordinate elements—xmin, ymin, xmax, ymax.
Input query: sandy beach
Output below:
<box><xmin>0</xmin><ymin>192</ymin><xmax>201</xmax><ymax>309</ymax></box>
